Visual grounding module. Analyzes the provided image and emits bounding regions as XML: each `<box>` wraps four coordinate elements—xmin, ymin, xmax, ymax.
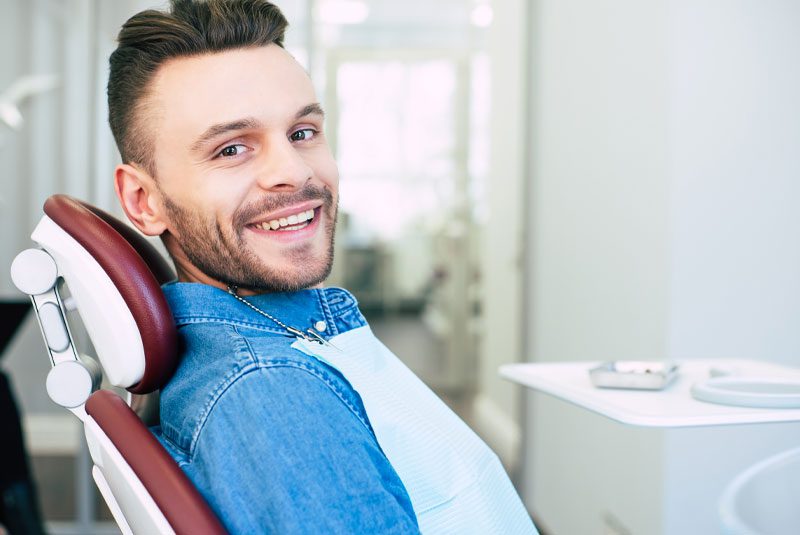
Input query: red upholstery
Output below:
<box><xmin>43</xmin><ymin>194</ymin><xmax>177</xmax><ymax>394</ymax></box>
<box><xmin>86</xmin><ymin>390</ymin><xmax>226</xmax><ymax>534</ymax></box>
<box><xmin>80</xmin><ymin>201</ymin><xmax>176</xmax><ymax>286</ymax></box>
<box><xmin>44</xmin><ymin>194</ymin><xmax>226</xmax><ymax>532</ymax></box>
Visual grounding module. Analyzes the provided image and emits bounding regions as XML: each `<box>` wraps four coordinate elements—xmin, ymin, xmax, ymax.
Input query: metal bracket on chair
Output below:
<box><xmin>10</xmin><ymin>248</ymin><xmax>101</xmax><ymax>412</ymax></box>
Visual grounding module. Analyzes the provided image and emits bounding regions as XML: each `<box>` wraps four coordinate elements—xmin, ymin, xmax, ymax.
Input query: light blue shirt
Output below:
<box><xmin>156</xmin><ymin>283</ymin><xmax>536</xmax><ymax>534</ymax></box>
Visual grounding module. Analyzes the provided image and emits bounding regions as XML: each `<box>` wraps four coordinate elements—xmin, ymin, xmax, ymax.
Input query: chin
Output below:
<box><xmin>257</xmin><ymin>252</ymin><xmax>331</xmax><ymax>287</ymax></box>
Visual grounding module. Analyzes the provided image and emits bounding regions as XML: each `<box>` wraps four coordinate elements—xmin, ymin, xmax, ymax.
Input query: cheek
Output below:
<box><xmin>194</xmin><ymin>174</ymin><xmax>250</xmax><ymax>221</ymax></box>
<box><xmin>318</xmin><ymin>158</ymin><xmax>340</xmax><ymax>192</ymax></box>
<box><xmin>306</xmin><ymin>146</ymin><xmax>339</xmax><ymax>190</ymax></box>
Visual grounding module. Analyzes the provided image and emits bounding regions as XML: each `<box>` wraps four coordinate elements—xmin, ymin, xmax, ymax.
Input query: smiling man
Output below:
<box><xmin>117</xmin><ymin>46</ymin><xmax>337</xmax><ymax>293</ymax></box>
<box><xmin>109</xmin><ymin>1</ymin><xmax>536</xmax><ymax>533</ymax></box>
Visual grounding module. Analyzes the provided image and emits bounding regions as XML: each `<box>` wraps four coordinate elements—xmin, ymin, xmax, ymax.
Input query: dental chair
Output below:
<box><xmin>10</xmin><ymin>194</ymin><xmax>226</xmax><ymax>534</ymax></box>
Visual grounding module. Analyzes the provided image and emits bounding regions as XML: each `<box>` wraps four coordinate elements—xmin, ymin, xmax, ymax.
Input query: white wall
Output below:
<box><xmin>527</xmin><ymin>0</ymin><xmax>672</xmax><ymax>362</ymax></box>
<box><xmin>523</xmin><ymin>1</ymin><xmax>671</xmax><ymax>531</ymax></box>
<box><xmin>668</xmin><ymin>0</ymin><xmax>800</xmax><ymax>365</ymax></box>
<box><xmin>523</xmin><ymin>0</ymin><xmax>800</xmax><ymax>533</ymax></box>
<box><xmin>475</xmin><ymin>0</ymin><xmax>529</xmax><ymax>470</ymax></box>
<box><xmin>663</xmin><ymin>2</ymin><xmax>800</xmax><ymax>531</ymax></box>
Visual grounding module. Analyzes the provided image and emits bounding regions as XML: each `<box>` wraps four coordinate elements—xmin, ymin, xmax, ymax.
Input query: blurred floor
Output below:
<box><xmin>28</xmin><ymin>456</ymin><xmax>114</xmax><ymax>524</ymax></box>
<box><xmin>368</xmin><ymin>311</ymin><xmax>476</xmax><ymax>427</ymax></box>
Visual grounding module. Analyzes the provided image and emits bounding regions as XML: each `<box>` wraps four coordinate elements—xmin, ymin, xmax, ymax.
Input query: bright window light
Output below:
<box><xmin>470</xmin><ymin>4</ymin><xmax>493</xmax><ymax>28</ymax></box>
<box><xmin>318</xmin><ymin>0</ymin><xmax>369</xmax><ymax>25</ymax></box>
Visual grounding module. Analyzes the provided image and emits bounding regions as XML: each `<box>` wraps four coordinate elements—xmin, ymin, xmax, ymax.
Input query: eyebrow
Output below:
<box><xmin>295</xmin><ymin>103</ymin><xmax>325</xmax><ymax>120</ymax></box>
<box><xmin>190</xmin><ymin>117</ymin><xmax>262</xmax><ymax>153</ymax></box>
<box><xmin>189</xmin><ymin>103</ymin><xmax>326</xmax><ymax>154</ymax></box>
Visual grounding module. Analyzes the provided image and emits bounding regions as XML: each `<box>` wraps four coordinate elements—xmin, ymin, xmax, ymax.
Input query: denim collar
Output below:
<box><xmin>162</xmin><ymin>282</ymin><xmax>361</xmax><ymax>338</ymax></box>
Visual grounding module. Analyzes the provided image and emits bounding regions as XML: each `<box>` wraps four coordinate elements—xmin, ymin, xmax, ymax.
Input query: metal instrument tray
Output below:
<box><xmin>589</xmin><ymin>361</ymin><xmax>679</xmax><ymax>390</ymax></box>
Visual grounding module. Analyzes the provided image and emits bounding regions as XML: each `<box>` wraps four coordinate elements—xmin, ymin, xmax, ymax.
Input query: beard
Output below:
<box><xmin>161</xmin><ymin>183</ymin><xmax>337</xmax><ymax>293</ymax></box>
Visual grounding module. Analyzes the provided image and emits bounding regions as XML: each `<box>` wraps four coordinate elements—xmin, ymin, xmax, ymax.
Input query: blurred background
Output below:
<box><xmin>1</xmin><ymin>0</ymin><xmax>800</xmax><ymax>534</ymax></box>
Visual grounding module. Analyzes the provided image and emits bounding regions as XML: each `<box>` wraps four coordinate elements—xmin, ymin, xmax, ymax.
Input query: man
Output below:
<box><xmin>109</xmin><ymin>1</ymin><xmax>537</xmax><ymax>533</ymax></box>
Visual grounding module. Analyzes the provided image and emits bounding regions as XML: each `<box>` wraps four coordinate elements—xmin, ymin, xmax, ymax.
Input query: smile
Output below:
<box><xmin>252</xmin><ymin>208</ymin><xmax>316</xmax><ymax>232</ymax></box>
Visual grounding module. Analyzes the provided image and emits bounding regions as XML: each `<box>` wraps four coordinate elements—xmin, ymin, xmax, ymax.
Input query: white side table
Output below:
<box><xmin>500</xmin><ymin>358</ymin><xmax>800</xmax><ymax>427</ymax></box>
<box><xmin>502</xmin><ymin>358</ymin><xmax>800</xmax><ymax>534</ymax></box>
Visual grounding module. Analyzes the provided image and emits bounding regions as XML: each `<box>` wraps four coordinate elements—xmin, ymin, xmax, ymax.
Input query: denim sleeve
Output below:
<box><xmin>187</xmin><ymin>364</ymin><xmax>420</xmax><ymax>534</ymax></box>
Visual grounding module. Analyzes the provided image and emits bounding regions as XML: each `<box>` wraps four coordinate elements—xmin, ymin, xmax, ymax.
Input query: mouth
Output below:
<box><xmin>249</xmin><ymin>207</ymin><xmax>317</xmax><ymax>232</ymax></box>
<box><xmin>245</xmin><ymin>204</ymin><xmax>323</xmax><ymax>242</ymax></box>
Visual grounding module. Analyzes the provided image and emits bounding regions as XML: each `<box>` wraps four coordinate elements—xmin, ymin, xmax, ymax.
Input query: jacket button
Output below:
<box><xmin>314</xmin><ymin>320</ymin><xmax>327</xmax><ymax>332</ymax></box>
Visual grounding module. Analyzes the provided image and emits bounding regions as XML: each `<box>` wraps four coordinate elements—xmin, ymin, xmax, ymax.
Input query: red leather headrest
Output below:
<box><xmin>43</xmin><ymin>194</ymin><xmax>177</xmax><ymax>394</ymax></box>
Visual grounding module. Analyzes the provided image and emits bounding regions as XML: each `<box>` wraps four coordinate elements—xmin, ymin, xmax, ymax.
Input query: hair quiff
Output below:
<box><xmin>107</xmin><ymin>0</ymin><xmax>288</xmax><ymax>176</ymax></box>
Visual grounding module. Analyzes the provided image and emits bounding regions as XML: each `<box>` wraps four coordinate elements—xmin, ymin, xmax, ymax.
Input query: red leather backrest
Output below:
<box><xmin>86</xmin><ymin>390</ymin><xmax>227</xmax><ymax>534</ymax></box>
<box><xmin>43</xmin><ymin>194</ymin><xmax>178</xmax><ymax>394</ymax></box>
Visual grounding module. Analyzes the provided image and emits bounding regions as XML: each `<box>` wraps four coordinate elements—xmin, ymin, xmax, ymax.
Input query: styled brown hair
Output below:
<box><xmin>107</xmin><ymin>0</ymin><xmax>288</xmax><ymax>175</ymax></box>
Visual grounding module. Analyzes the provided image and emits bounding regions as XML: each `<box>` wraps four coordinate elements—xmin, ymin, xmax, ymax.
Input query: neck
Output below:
<box><xmin>226</xmin><ymin>281</ymin><xmax>326</xmax><ymax>296</ymax></box>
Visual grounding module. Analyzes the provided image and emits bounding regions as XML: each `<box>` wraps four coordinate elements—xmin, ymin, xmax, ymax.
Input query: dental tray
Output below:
<box><xmin>589</xmin><ymin>361</ymin><xmax>679</xmax><ymax>390</ymax></box>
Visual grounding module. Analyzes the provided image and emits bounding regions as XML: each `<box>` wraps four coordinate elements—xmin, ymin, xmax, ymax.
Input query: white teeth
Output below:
<box><xmin>278</xmin><ymin>222</ymin><xmax>308</xmax><ymax>231</ymax></box>
<box><xmin>258</xmin><ymin>208</ymin><xmax>316</xmax><ymax>231</ymax></box>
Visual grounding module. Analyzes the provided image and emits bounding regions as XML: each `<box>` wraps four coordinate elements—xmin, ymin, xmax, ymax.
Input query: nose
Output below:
<box><xmin>254</xmin><ymin>137</ymin><xmax>312</xmax><ymax>192</ymax></box>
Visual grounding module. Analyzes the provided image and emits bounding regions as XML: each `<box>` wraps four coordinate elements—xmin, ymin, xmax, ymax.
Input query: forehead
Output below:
<box><xmin>148</xmin><ymin>45</ymin><xmax>316</xmax><ymax>140</ymax></box>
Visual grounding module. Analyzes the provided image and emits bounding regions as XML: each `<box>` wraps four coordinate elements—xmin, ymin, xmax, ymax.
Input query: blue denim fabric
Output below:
<box><xmin>154</xmin><ymin>283</ymin><xmax>420</xmax><ymax>534</ymax></box>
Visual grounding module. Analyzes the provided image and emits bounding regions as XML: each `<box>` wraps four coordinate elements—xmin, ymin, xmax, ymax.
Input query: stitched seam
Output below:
<box><xmin>160</xmin><ymin>433</ymin><xmax>188</xmax><ymax>462</ymax></box>
<box><xmin>173</xmin><ymin>316</ymin><xmax>285</xmax><ymax>335</ymax></box>
<box><xmin>159</xmin><ymin>435</ymin><xmax>191</xmax><ymax>469</ymax></box>
<box><xmin>325</xmin><ymin>291</ymin><xmax>345</xmax><ymax>307</ymax></box>
<box><xmin>187</xmin><ymin>342</ymin><xmax>259</xmax><ymax>453</ymax></box>
<box><xmin>230</xmin><ymin>324</ymin><xmax>258</xmax><ymax>367</ymax></box>
<box><xmin>325</xmin><ymin>288</ymin><xmax>359</xmax><ymax>316</ymax></box>
<box><xmin>187</xmin><ymin>359</ymin><xmax>374</xmax><ymax>459</ymax></box>
<box><xmin>315</xmin><ymin>290</ymin><xmax>338</xmax><ymax>337</ymax></box>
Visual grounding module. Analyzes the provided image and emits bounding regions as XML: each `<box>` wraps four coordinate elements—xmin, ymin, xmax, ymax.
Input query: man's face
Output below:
<box><xmin>146</xmin><ymin>45</ymin><xmax>338</xmax><ymax>292</ymax></box>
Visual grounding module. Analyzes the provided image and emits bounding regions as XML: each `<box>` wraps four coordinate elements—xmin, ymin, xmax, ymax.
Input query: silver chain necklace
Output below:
<box><xmin>227</xmin><ymin>285</ymin><xmax>338</xmax><ymax>349</ymax></box>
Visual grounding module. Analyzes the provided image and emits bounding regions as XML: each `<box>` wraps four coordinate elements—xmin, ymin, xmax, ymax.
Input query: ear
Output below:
<box><xmin>114</xmin><ymin>163</ymin><xmax>168</xmax><ymax>236</ymax></box>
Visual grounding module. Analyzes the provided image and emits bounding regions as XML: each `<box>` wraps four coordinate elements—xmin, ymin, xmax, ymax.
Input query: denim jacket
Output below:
<box><xmin>156</xmin><ymin>283</ymin><xmax>536</xmax><ymax>535</ymax></box>
<box><xmin>155</xmin><ymin>283</ymin><xmax>419</xmax><ymax>534</ymax></box>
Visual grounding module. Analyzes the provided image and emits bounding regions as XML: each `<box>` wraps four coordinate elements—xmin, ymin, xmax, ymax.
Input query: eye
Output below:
<box><xmin>217</xmin><ymin>144</ymin><xmax>247</xmax><ymax>158</ymax></box>
<box><xmin>289</xmin><ymin>128</ymin><xmax>317</xmax><ymax>142</ymax></box>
